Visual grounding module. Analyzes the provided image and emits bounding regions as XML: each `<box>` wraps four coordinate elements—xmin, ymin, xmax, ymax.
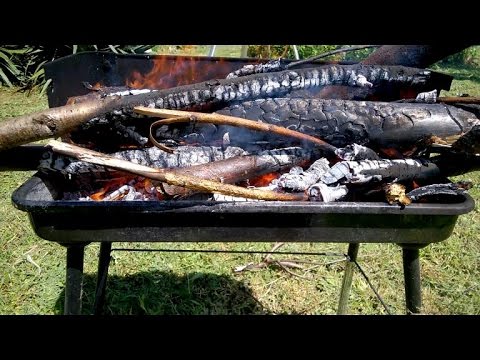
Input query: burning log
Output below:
<box><xmin>135</xmin><ymin>107</ymin><xmax>338</xmax><ymax>155</ymax></box>
<box><xmin>157</xmin><ymin>147</ymin><xmax>314</xmax><ymax>197</ymax></box>
<box><xmin>41</xmin><ymin>145</ymin><xmax>248</xmax><ymax>177</ymax></box>
<box><xmin>0</xmin><ymin>64</ymin><xmax>449</xmax><ymax>151</ymax></box>
<box><xmin>215</xmin><ymin>98</ymin><xmax>479</xmax><ymax>150</ymax></box>
<box><xmin>47</xmin><ymin>140</ymin><xmax>308</xmax><ymax>201</ymax></box>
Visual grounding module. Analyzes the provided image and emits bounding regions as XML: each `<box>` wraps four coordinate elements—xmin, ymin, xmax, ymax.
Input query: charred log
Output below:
<box><xmin>407</xmin><ymin>182</ymin><xmax>471</xmax><ymax>202</ymax></box>
<box><xmin>316</xmin><ymin>44</ymin><xmax>466</xmax><ymax>100</ymax></box>
<box><xmin>215</xmin><ymin>98</ymin><xmax>479</xmax><ymax>150</ymax></box>
<box><xmin>0</xmin><ymin>64</ymin><xmax>450</xmax><ymax>151</ymax></box>
<box><xmin>362</xmin><ymin>45</ymin><xmax>472</xmax><ymax>68</ymax></box>
<box><xmin>40</xmin><ymin>145</ymin><xmax>248</xmax><ymax>177</ymax></box>
<box><xmin>160</xmin><ymin>147</ymin><xmax>312</xmax><ymax>197</ymax></box>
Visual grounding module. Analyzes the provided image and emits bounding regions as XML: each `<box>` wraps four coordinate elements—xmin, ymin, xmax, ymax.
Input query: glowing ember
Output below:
<box><xmin>248</xmin><ymin>172</ymin><xmax>280</xmax><ymax>187</ymax></box>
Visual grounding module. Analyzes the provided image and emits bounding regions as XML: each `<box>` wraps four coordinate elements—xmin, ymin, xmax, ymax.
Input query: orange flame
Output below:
<box><xmin>126</xmin><ymin>56</ymin><xmax>260</xmax><ymax>90</ymax></box>
<box><xmin>90</xmin><ymin>176</ymin><xmax>136</xmax><ymax>201</ymax></box>
<box><xmin>249</xmin><ymin>172</ymin><xmax>280</xmax><ymax>187</ymax></box>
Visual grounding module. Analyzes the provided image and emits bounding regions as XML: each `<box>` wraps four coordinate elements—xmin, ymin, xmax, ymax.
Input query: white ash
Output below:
<box><xmin>415</xmin><ymin>89</ymin><xmax>437</xmax><ymax>103</ymax></box>
<box><xmin>321</xmin><ymin>159</ymin><xmax>441</xmax><ymax>185</ymax></box>
<box><xmin>277</xmin><ymin>158</ymin><xmax>330</xmax><ymax>192</ymax></box>
<box><xmin>226</xmin><ymin>59</ymin><xmax>285</xmax><ymax>79</ymax></box>
<box><xmin>106</xmin><ymin>89</ymin><xmax>158</xmax><ymax>97</ymax></box>
<box><xmin>335</xmin><ymin>143</ymin><xmax>381</xmax><ymax>161</ymax></box>
<box><xmin>308</xmin><ymin>183</ymin><xmax>348</xmax><ymax>202</ymax></box>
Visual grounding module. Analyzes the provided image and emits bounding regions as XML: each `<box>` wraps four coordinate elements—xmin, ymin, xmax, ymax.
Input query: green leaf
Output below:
<box><xmin>40</xmin><ymin>78</ymin><xmax>52</xmax><ymax>96</ymax></box>
<box><xmin>0</xmin><ymin>68</ymin><xmax>13</xmax><ymax>87</ymax></box>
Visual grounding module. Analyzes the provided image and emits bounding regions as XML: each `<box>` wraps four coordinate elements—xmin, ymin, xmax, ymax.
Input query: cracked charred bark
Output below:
<box><xmin>214</xmin><ymin>98</ymin><xmax>479</xmax><ymax>150</ymax></box>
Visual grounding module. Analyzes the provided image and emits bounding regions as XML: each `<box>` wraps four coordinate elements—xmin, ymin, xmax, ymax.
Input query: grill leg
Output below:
<box><xmin>93</xmin><ymin>242</ymin><xmax>112</xmax><ymax>315</ymax></box>
<box><xmin>402</xmin><ymin>247</ymin><xmax>422</xmax><ymax>314</ymax></box>
<box><xmin>337</xmin><ymin>243</ymin><xmax>360</xmax><ymax>314</ymax></box>
<box><xmin>65</xmin><ymin>245</ymin><xmax>85</xmax><ymax>315</ymax></box>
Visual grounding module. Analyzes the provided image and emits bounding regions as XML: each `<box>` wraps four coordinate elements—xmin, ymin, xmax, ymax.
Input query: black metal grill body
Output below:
<box><xmin>12</xmin><ymin>174</ymin><xmax>474</xmax><ymax>245</ymax></box>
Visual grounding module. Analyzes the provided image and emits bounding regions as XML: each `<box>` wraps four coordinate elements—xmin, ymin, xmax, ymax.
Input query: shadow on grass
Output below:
<box><xmin>55</xmin><ymin>271</ymin><xmax>269</xmax><ymax>315</ymax></box>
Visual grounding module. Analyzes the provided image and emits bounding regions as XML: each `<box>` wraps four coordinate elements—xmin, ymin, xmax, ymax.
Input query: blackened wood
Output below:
<box><xmin>363</xmin><ymin>45</ymin><xmax>472</xmax><ymax>68</ymax></box>
<box><xmin>41</xmin><ymin>145</ymin><xmax>247</xmax><ymax>177</ymax></box>
<box><xmin>0</xmin><ymin>64</ymin><xmax>449</xmax><ymax>151</ymax></box>
<box><xmin>216</xmin><ymin>98</ymin><xmax>479</xmax><ymax>149</ymax></box>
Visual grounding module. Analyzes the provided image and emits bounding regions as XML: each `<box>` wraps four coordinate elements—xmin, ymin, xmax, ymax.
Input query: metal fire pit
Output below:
<box><xmin>12</xmin><ymin>173</ymin><xmax>475</xmax><ymax>315</ymax></box>
<box><xmin>8</xmin><ymin>52</ymin><xmax>476</xmax><ymax>315</ymax></box>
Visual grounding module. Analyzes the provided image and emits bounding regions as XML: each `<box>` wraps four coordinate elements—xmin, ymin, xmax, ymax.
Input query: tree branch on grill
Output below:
<box><xmin>215</xmin><ymin>98</ymin><xmax>479</xmax><ymax>150</ymax></box>
<box><xmin>135</xmin><ymin>107</ymin><xmax>338</xmax><ymax>156</ymax></box>
<box><xmin>48</xmin><ymin>140</ymin><xmax>308</xmax><ymax>201</ymax></box>
<box><xmin>0</xmin><ymin>64</ymin><xmax>449</xmax><ymax>151</ymax></box>
<box><xmin>158</xmin><ymin>147</ymin><xmax>314</xmax><ymax>197</ymax></box>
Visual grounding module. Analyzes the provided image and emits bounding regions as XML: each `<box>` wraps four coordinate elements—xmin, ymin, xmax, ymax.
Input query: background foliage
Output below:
<box><xmin>0</xmin><ymin>45</ymin><xmax>154</xmax><ymax>92</ymax></box>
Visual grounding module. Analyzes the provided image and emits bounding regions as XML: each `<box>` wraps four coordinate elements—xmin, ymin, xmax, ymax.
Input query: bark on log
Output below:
<box><xmin>0</xmin><ymin>64</ymin><xmax>450</xmax><ymax>151</ymax></box>
<box><xmin>47</xmin><ymin>140</ymin><xmax>307</xmax><ymax>201</ymax></box>
<box><xmin>215</xmin><ymin>98</ymin><xmax>479</xmax><ymax>149</ymax></box>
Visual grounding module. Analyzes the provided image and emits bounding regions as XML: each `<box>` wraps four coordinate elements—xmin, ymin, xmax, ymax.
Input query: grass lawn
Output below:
<box><xmin>0</xmin><ymin>49</ymin><xmax>479</xmax><ymax>315</ymax></box>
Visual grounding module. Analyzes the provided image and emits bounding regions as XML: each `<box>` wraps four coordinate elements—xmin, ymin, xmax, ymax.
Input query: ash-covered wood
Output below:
<box><xmin>308</xmin><ymin>183</ymin><xmax>348</xmax><ymax>202</ymax></box>
<box><xmin>0</xmin><ymin>64</ymin><xmax>449</xmax><ymax>151</ymax></box>
<box><xmin>159</xmin><ymin>147</ymin><xmax>314</xmax><ymax>196</ymax></box>
<box><xmin>335</xmin><ymin>144</ymin><xmax>381</xmax><ymax>161</ymax></box>
<box><xmin>40</xmin><ymin>145</ymin><xmax>247</xmax><ymax>176</ymax></box>
<box><xmin>216</xmin><ymin>98</ymin><xmax>479</xmax><ymax>149</ymax></box>
<box><xmin>321</xmin><ymin>159</ymin><xmax>441</xmax><ymax>185</ymax></box>
<box><xmin>277</xmin><ymin>158</ymin><xmax>330</xmax><ymax>192</ymax></box>
<box><xmin>226</xmin><ymin>59</ymin><xmax>286</xmax><ymax>79</ymax></box>
<box><xmin>48</xmin><ymin>140</ymin><xmax>308</xmax><ymax>201</ymax></box>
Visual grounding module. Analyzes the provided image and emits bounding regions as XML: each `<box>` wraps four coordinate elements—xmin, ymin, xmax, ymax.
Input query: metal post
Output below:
<box><xmin>93</xmin><ymin>242</ymin><xmax>113</xmax><ymax>315</ymax></box>
<box><xmin>208</xmin><ymin>45</ymin><xmax>217</xmax><ymax>57</ymax></box>
<box><xmin>240</xmin><ymin>46</ymin><xmax>249</xmax><ymax>58</ymax></box>
<box><xmin>65</xmin><ymin>245</ymin><xmax>85</xmax><ymax>315</ymax></box>
<box><xmin>402</xmin><ymin>247</ymin><xmax>422</xmax><ymax>314</ymax></box>
<box><xmin>337</xmin><ymin>243</ymin><xmax>360</xmax><ymax>314</ymax></box>
<box><xmin>292</xmin><ymin>45</ymin><xmax>300</xmax><ymax>60</ymax></box>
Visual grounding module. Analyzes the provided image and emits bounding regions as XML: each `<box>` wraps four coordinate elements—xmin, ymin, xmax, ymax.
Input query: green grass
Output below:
<box><xmin>1</xmin><ymin>53</ymin><xmax>480</xmax><ymax>315</ymax></box>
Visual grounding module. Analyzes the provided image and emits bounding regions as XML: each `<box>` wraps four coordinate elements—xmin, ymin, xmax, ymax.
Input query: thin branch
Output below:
<box><xmin>438</xmin><ymin>96</ymin><xmax>480</xmax><ymax>105</ymax></box>
<box><xmin>48</xmin><ymin>140</ymin><xmax>307</xmax><ymax>201</ymax></box>
<box><xmin>135</xmin><ymin>107</ymin><xmax>338</xmax><ymax>155</ymax></box>
<box><xmin>286</xmin><ymin>45</ymin><xmax>380</xmax><ymax>69</ymax></box>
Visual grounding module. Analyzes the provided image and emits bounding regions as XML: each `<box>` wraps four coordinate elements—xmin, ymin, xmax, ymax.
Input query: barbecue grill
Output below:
<box><xmin>9</xmin><ymin>51</ymin><xmax>476</xmax><ymax>315</ymax></box>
